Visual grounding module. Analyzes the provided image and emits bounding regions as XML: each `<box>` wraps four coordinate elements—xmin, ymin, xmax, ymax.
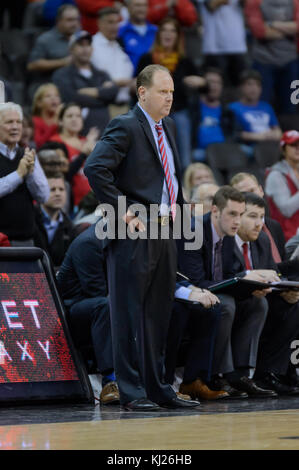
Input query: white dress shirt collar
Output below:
<box><xmin>0</xmin><ymin>142</ymin><xmax>19</xmax><ymax>160</ymax></box>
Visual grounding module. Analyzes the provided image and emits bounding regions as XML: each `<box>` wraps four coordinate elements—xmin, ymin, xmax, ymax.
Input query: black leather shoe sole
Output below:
<box><xmin>121</xmin><ymin>399</ymin><xmax>162</xmax><ymax>411</ymax></box>
<box><xmin>257</xmin><ymin>380</ymin><xmax>299</xmax><ymax>396</ymax></box>
<box><xmin>223</xmin><ymin>391</ymin><xmax>249</xmax><ymax>399</ymax></box>
<box><xmin>160</xmin><ymin>398</ymin><xmax>200</xmax><ymax>409</ymax></box>
<box><xmin>246</xmin><ymin>391</ymin><xmax>278</xmax><ymax>398</ymax></box>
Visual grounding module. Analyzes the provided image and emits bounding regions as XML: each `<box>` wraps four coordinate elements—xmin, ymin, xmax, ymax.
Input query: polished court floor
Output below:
<box><xmin>2</xmin><ymin>397</ymin><xmax>299</xmax><ymax>450</ymax></box>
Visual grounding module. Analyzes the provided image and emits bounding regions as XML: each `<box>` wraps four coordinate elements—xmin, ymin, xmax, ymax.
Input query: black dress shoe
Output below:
<box><xmin>256</xmin><ymin>372</ymin><xmax>299</xmax><ymax>396</ymax></box>
<box><xmin>210</xmin><ymin>377</ymin><xmax>248</xmax><ymax>399</ymax></box>
<box><xmin>230</xmin><ymin>376</ymin><xmax>277</xmax><ymax>398</ymax></box>
<box><xmin>160</xmin><ymin>396</ymin><xmax>200</xmax><ymax>409</ymax></box>
<box><xmin>122</xmin><ymin>398</ymin><xmax>161</xmax><ymax>411</ymax></box>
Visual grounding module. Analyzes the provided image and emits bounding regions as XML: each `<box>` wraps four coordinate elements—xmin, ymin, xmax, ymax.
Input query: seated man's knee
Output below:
<box><xmin>218</xmin><ymin>294</ymin><xmax>236</xmax><ymax>323</ymax></box>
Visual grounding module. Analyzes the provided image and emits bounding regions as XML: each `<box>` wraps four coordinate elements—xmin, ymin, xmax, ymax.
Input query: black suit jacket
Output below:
<box><xmin>265</xmin><ymin>216</ymin><xmax>286</xmax><ymax>260</ymax></box>
<box><xmin>177</xmin><ymin>212</ymin><xmax>237</xmax><ymax>289</ymax></box>
<box><xmin>263</xmin><ymin>216</ymin><xmax>299</xmax><ymax>279</ymax></box>
<box><xmin>84</xmin><ymin>104</ymin><xmax>184</xmax><ymax>218</ymax></box>
<box><xmin>232</xmin><ymin>231</ymin><xmax>279</xmax><ymax>274</ymax></box>
<box><xmin>56</xmin><ymin>224</ymin><xmax>107</xmax><ymax>307</ymax></box>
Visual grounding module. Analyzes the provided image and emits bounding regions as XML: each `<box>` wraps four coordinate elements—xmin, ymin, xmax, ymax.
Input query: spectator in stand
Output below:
<box><xmin>0</xmin><ymin>102</ymin><xmax>49</xmax><ymax>246</ymax></box>
<box><xmin>118</xmin><ymin>0</ymin><xmax>158</xmax><ymax>75</ymax></box>
<box><xmin>20</xmin><ymin>113</ymin><xmax>36</xmax><ymax>150</ymax></box>
<box><xmin>183</xmin><ymin>162</ymin><xmax>216</xmax><ymax>201</ymax></box>
<box><xmin>34</xmin><ymin>172</ymin><xmax>77</xmax><ymax>269</ymax></box>
<box><xmin>245</xmin><ymin>0</ymin><xmax>299</xmax><ymax>114</ymax></box>
<box><xmin>49</xmin><ymin>103</ymin><xmax>99</xmax><ymax>207</ymax></box>
<box><xmin>147</xmin><ymin>0</ymin><xmax>197</xmax><ymax>26</ymax></box>
<box><xmin>229</xmin><ymin>69</ymin><xmax>282</xmax><ymax>157</ymax></box>
<box><xmin>37</xmin><ymin>144</ymin><xmax>73</xmax><ymax>215</ymax></box>
<box><xmin>32</xmin><ymin>84</ymin><xmax>62</xmax><ymax>150</ymax></box>
<box><xmin>27</xmin><ymin>4</ymin><xmax>81</xmax><ymax>96</ymax></box>
<box><xmin>42</xmin><ymin>0</ymin><xmax>76</xmax><ymax>26</ymax></box>
<box><xmin>265</xmin><ymin>130</ymin><xmax>299</xmax><ymax>241</ymax></box>
<box><xmin>91</xmin><ymin>7</ymin><xmax>135</xmax><ymax>115</ymax></box>
<box><xmin>52</xmin><ymin>30</ymin><xmax>118</xmax><ymax>134</ymax></box>
<box><xmin>75</xmin><ymin>0</ymin><xmax>127</xmax><ymax>35</ymax></box>
<box><xmin>190</xmin><ymin>67</ymin><xmax>237</xmax><ymax>162</ymax></box>
<box><xmin>200</xmin><ymin>0</ymin><xmax>248</xmax><ymax>86</ymax></box>
<box><xmin>137</xmin><ymin>17</ymin><xmax>205</xmax><ymax>170</ymax></box>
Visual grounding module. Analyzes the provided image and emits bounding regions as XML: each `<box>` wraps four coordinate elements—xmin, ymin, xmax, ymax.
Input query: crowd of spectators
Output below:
<box><xmin>2</xmin><ymin>0</ymin><xmax>299</xmax><ymax>405</ymax></box>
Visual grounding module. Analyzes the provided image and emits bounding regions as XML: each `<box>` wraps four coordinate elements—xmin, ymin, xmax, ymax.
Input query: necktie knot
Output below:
<box><xmin>155</xmin><ymin>124</ymin><xmax>163</xmax><ymax>135</ymax></box>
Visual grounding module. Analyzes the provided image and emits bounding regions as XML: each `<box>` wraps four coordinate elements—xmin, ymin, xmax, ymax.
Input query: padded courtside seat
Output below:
<box><xmin>206</xmin><ymin>142</ymin><xmax>249</xmax><ymax>185</ymax></box>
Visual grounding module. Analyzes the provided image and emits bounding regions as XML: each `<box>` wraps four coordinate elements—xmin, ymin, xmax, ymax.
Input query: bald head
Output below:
<box><xmin>230</xmin><ymin>172</ymin><xmax>264</xmax><ymax>198</ymax></box>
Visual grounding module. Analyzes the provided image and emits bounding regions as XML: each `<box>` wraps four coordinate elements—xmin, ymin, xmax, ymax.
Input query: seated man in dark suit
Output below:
<box><xmin>231</xmin><ymin>172</ymin><xmax>299</xmax><ymax>386</ymax></box>
<box><xmin>230</xmin><ymin>171</ymin><xmax>299</xmax><ymax>279</ymax></box>
<box><xmin>230</xmin><ymin>173</ymin><xmax>285</xmax><ymax>259</ymax></box>
<box><xmin>178</xmin><ymin>186</ymin><xmax>277</xmax><ymax>398</ymax></box>
<box><xmin>34</xmin><ymin>172</ymin><xmax>76</xmax><ymax>270</ymax></box>
<box><xmin>234</xmin><ymin>192</ymin><xmax>299</xmax><ymax>395</ymax></box>
<box><xmin>56</xmin><ymin>223</ymin><xmax>119</xmax><ymax>405</ymax></box>
<box><xmin>166</xmin><ymin>282</ymin><xmax>229</xmax><ymax>401</ymax></box>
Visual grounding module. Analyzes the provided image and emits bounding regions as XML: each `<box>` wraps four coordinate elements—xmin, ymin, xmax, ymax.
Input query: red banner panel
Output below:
<box><xmin>0</xmin><ymin>273</ymin><xmax>79</xmax><ymax>383</ymax></box>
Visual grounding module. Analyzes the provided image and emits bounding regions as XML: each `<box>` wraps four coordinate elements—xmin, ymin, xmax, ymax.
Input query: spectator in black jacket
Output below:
<box><xmin>52</xmin><ymin>30</ymin><xmax>118</xmax><ymax>134</ymax></box>
<box><xmin>56</xmin><ymin>223</ymin><xmax>119</xmax><ymax>405</ymax></box>
<box><xmin>34</xmin><ymin>172</ymin><xmax>76</xmax><ymax>269</ymax></box>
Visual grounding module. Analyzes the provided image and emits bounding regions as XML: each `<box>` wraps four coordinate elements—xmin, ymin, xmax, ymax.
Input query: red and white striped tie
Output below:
<box><xmin>155</xmin><ymin>124</ymin><xmax>176</xmax><ymax>218</ymax></box>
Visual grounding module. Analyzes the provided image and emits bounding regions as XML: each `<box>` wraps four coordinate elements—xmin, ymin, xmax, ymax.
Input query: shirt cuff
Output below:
<box><xmin>175</xmin><ymin>286</ymin><xmax>192</xmax><ymax>300</ymax></box>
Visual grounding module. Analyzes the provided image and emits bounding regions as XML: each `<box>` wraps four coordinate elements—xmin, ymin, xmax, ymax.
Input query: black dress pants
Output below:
<box><xmin>106</xmin><ymin>232</ymin><xmax>177</xmax><ymax>405</ymax></box>
<box><xmin>165</xmin><ymin>300</ymin><xmax>222</xmax><ymax>384</ymax></box>
<box><xmin>255</xmin><ymin>295</ymin><xmax>299</xmax><ymax>377</ymax></box>
<box><xmin>68</xmin><ymin>296</ymin><xmax>113</xmax><ymax>375</ymax></box>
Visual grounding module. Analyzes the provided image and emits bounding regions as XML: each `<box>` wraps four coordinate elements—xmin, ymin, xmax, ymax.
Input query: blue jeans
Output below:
<box><xmin>253</xmin><ymin>59</ymin><xmax>299</xmax><ymax>114</ymax></box>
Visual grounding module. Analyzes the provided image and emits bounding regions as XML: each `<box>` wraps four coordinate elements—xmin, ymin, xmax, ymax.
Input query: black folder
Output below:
<box><xmin>209</xmin><ymin>277</ymin><xmax>272</xmax><ymax>300</ymax></box>
<box><xmin>175</xmin><ymin>272</ymin><xmax>299</xmax><ymax>305</ymax></box>
<box><xmin>209</xmin><ymin>277</ymin><xmax>299</xmax><ymax>299</ymax></box>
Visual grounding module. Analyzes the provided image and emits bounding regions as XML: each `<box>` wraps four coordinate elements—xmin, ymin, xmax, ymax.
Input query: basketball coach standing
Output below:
<box><xmin>84</xmin><ymin>64</ymin><xmax>199</xmax><ymax>411</ymax></box>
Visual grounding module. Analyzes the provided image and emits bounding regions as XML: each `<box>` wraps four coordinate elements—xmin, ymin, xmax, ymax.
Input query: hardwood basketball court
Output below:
<box><xmin>2</xmin><ymin>398</ymin><xmax>299</xmax><ymax>450</ymax></box>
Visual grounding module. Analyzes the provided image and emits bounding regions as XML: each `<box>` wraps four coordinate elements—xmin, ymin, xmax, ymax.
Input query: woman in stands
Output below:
<box><xmin>32</xmin><ymin>83</ymin><xmax>62</xmax><ymax>149</ymax></box>
<box><xmin>136</xmin><ymin>17</ymin><xmax>205</xmax><ymax>171</ymax></box>
<box><xmin>49</xmin><ymin>103</ymin><xmax>99</xmax><ymax>207</ymax></box>
<box><xmin>183</xmin><ymin>162</ymin><xmax>216</xmax><ymax>201</ymax></box>
<box><xmin>265</xmin><ymin>130</ymin><xmax>299</xmax><ymax>241</ymax></box>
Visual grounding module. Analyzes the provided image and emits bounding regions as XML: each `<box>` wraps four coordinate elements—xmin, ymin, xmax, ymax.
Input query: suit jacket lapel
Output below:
<box><xmin>162</xmin><ymin>119</ymin><xmax>181</xmax><ymax>175</ymax></box>
<box><xmin>250</xmin><ymin>242</ymin><xmax>259</xmax><ymax>269</ymax></box>
<box><xmin>133</xmin><ymin>105</ymin><xmax>161</xmax><ymax>163</ymax></box>
<box><xmin>234</xmin><ymin>242</ymin><xmax>245</xmax><ymax>270</ymax></box>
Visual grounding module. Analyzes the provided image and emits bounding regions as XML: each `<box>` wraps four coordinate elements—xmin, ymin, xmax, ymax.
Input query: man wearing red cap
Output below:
<box><xmin>265</xmin><ymin>130</ymin><xmax>299</xmax><ymax>240</ymax></box>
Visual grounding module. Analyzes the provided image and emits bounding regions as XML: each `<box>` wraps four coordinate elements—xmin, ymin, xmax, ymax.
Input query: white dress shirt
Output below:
<box><xmin>138</xmin><ymin>103</ymin><xmax>178</xmax><ymax>216</ymax></box>
<box><xmin>91</xmin><ymin>32</ymin><xmax>134</xmax><ymax>104</ymax></box>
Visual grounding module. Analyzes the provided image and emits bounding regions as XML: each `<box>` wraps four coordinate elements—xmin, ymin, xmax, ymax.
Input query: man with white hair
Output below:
<box><xmin>0</xmin><ymin>102</ymin><xmax>49</xmax><ymax>246</ymax></box>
